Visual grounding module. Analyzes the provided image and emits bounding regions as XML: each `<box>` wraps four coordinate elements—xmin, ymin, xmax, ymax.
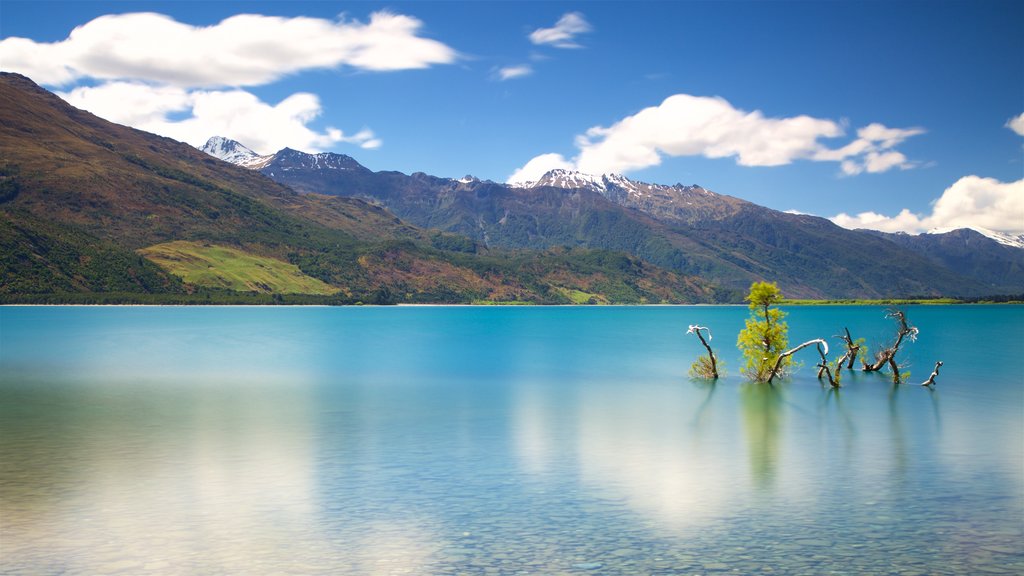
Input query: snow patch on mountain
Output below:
<box><xmin>927</xmin><ymin>226</ymin><xmax>1024</xmax><ymax>249</ymax></box>
<box><xmin>512</xmin><ymin>168</ymin><xmax>709</xmax><ymax>199</ymax></box>
<box><xmin>199</xmin><ymin>136</ymin><xmax>275</xmax><ymax>169</ymax></box>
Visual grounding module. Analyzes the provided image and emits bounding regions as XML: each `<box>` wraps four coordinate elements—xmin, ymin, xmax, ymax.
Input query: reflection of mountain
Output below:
<box><xmin>515</xmin><ymin>382</ymin><xmax>744</xmax><ymax>533</ymax></box>
<box><xmin>740</xmin><ymin>383</ymin><xmax>784</xmax><ymax>488</ymax></box>
<box><xmin>0</xmin><ymin>380</ymin><xmax>323</xmax><ymax>573</ymax></box>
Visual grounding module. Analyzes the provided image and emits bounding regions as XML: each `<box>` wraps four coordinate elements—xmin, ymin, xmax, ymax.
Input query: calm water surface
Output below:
<box><xmin>1</xmin><ymin>305</ymin><xmax>1022</xmax><ymax>575</ymax></box>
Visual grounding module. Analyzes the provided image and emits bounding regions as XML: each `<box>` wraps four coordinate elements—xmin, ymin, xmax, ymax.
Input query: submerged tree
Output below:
<box><xmin>687</xmin><ymin>324</ymin><xmax>720</xmax><ymax>379</ymax></box>
<box><xmin>835</xmin><ymin>327</ymin><xmax>865</xmax><ymax>369</ymax></box>
<box><xmin>863</xmin><ymin>307</ymin><xmax>918</xmax><ymax>384</ymax></box>
<box><xmin>737</xmin><ymin>282</ymin><xmax>789</xmax><ymax>382</ymax></box>
<box><xmin>766</xmin><ymin>338</ymin><xmax>837</xmax><ymax>386</ymax></box>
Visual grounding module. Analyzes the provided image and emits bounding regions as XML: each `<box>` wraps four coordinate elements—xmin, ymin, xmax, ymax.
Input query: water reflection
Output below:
<box><xmin>572</xmin><ymin>381</ymin><xmax>739</xmax><ymax>532</ymax></box>
<box><xmin>819</xmin><ymin>386</ymin><xmax>856</xmax><ymax>458</ymax></box>
<box><xmin>689</xmin><ymin>379</ymin><xmax>718</xmax><ymax>432</ymax></box>
<box><xmin>2</xmin><ymin>306</ymin><xmax>1022</xmax><ymax>574</ymax></box>
<box><xmin>888</xmin><ymin>383</ymin><xmax>909</xmax><ymax>478</ymax></box>
<box><xmin>740</xmin><ymin>383</ymin><xmax>784</xmax><ymax>489</ymax></box>
<box><xmin>0</xmin><ymin>379</ymin><xmax>351</xmax><ymax>574</ymax></box>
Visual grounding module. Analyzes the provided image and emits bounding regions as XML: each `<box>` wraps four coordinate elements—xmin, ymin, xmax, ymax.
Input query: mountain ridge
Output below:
<box><xmin>198</xmin><ymin>136</ymin><xmax>1012</xmax><ymax>298</ymax></box>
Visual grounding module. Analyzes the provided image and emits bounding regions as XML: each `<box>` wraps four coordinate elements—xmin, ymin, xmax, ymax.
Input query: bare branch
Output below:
<box><xmin>767</xmin><ymin>338</ymin><xmax>828</xmax><ymax>384</ymax></box>
<box><xmin>835</xmin><ymin>327</ymin><xmax>862</xmax><ymax>369</ymax></box>
<box><xmin>921</xmin><ymin>361</ymin><xmax>943</xmax><ymax>387</ymax></box>
<box><xmin>863</xmin><ymin>308</ymin><xmax>918</xmax><ymax>382</ymax></box>
<box><xmin>814</xmin><ymin>341</ymin><xmax>840</xmax><ymax>387</ymax></box>
<box><xmin>687</xmin><ymin>324</ymin><xmax>718</xmax><ymax>379</ymax></box>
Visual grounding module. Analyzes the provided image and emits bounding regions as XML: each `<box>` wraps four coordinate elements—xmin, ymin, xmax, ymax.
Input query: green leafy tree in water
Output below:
<box><xmin>737</xmin><ymin>282</ymin><xmax>789</xmax><ymax>382</ymax></box>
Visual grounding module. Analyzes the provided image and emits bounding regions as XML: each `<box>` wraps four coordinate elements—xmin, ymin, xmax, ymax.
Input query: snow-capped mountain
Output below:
<box><xmin>199</xmin><ymin>137</ymin><xmax>372</xmax><ymax>176</ymax></box>
<box><xmin>927</xmin><ymin>226</ymin><xmax>1024</xmax><ymax>249</ymax></box>
<box><xmin>191</xmin><ymin>136</ymin><xmax>1021</xmax><ymax>296</ymax></box>
<box><xmin>199</xmin><ymin>136</ymin><xmax>275</xmax><ymax>169</ymax></box>
<box><xmin>515</xmin><ymin>169</ymin><xmax>740</xmax><ymax>223</ymax></box>
<box><xmin>514</xmin><ymin>168</ymin><xmax>698</xmax><ymax>197</ymax></box>
<box><xmin>267</xmin><ymin>147</ymin><xmax>370</xmax><ymax>173</ymax></box>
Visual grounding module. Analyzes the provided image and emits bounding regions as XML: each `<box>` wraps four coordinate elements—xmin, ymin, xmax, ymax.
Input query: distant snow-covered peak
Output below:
<box><xmin>200</xmin><ymin>136</ymin><xmax>257</xmax><ymax>162</ymax></box>
<box><xmin>513</xmin><ymin>169</ymin><xmax>709</xmax><ymax>200</ymax></box>
<box><xmin>514</xmin><ymin>169</ymin><xmax>641</xmax><ymax>192</ymax></box>
<box><xmin>927</xmin><ymin>226</ymin><xmax>1024</xmax><ymax>249</ymax></box>
<box><xmin>198</xmin><ymin>136</ymin><xmax>274</xmax><ymax>169</ymax></box>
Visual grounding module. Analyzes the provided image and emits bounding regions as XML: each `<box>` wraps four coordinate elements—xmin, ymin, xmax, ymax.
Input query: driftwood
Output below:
<box><xmin>862</xmin><ymin>308</ymin><xmax>918</xmax><ymax>384</ymax></box>
<box><xmin>921</xmin><ymin>361</ymin><xmax>943</xmax><ymax>387</ymax></box>
<box><xmin>836</xmin><ymin>327</ymin><xmax>862</xmax><ymax>369</ymax></box>
<box><xmin>767</xmin><ymin>339</ymin><xmax>828</xmax><ymax>384</ymax></box>
<box><xmin>687</xmin><ymin>324</ymin><xmax>718</xmax><ymax>379</ymax></box>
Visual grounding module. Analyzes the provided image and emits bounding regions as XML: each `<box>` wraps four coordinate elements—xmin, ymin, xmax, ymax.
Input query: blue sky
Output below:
<box><xmin>2</xmin><ymin>1</ymin><xmax>1022</xmax><ymax>234</ymax></box>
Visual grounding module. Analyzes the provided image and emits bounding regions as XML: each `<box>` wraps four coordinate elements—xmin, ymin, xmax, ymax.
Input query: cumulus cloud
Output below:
<box><xmin>1008</xmin><ymin>113</ymin><xmax>1024</xmax><ymax>136</ymax></box>
<box><xmin>529</xmin><ymin>12</ymin><xmax>592</xmax><ymax>48</ymax></box>
<box><xmin>60</xmin><ymin>82</ymin><xmax>379</xmax><ymax>154</ymax></box>
<box><xmin>496</xmin><ymin>65</ymin><xmax>533</xmax><ymax>81</ymax></box>
<box><xmin>825</xmin><ymin>123</ymin><xmax>924</xmax><ymax>175</ymax></box>
<box><xmin>831</xmin><ymin>176</ymin><xmax>1024</xmax><ymax>235</ymax></box>
<box><xmin>0</xmin><ymin>11</ymin><xmax>459</xmax><ymax>88</ymax></box>
<box><xmin>508</xmin><ymin>93</ymin><xmax>924</xmax><ymax>181</ymax></box>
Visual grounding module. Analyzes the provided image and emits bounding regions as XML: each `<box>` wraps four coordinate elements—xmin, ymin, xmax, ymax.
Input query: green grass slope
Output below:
<box><xmin>139</xmin><ymin>241</ymin><xmax>339</xmax><ymax>295</ymax></box>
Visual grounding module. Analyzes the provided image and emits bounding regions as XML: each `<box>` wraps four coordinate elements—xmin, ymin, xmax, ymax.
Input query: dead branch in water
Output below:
<box><xmin>863</xmin><ymin>308</ymin><xmax>918</xmax><ymax>384</ymax></box>
<box><xmin>836</xmin><ymin>327</ymin><xmax>863</xmax><ymax>369</ymax></box>
<box><xmin>815</xmin><ymin>341</ymin><xmax>840</xmax><ymax>387</ymax></box>
<box><xmin>687</xmin><ymin>324</ymin><xmax>719</xmax><ymax>379</ymax></box>
<box><xmin>921</xmin><ymin>361</ymin><xmax>943</xmax><ymax>387</ymax></box>
<box><xmin>767</xmin><ymin>338</ymin><xmax>828</xmax><ymax>384</ymax></box>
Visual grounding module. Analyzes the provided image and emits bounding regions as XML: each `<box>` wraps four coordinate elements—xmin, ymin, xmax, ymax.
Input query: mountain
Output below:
<box><xmin>928</xmin><ymin>226</ymin><xmax>1024</xmax><ymax>249</ymax></box>
<box><xmin>199</xmin><ymin>136</ymin><xmax>275</xmax><ymax>169</ymax></box>
<box><xmin>0</xmin><ymin>73</ymin><xmax>721</xmax><ymax>304</ymax></box>
<box><xmin>864</xmin><ymin>228</ymin><xmax>1024</xmax><ymax>293</ymax></box>
<box><xmin>207</xmin><ymin>138</ymin><xmax>1000</xmax><ymax>299</ymax></box>
<box><xmin>513</xmin><ymin>169</ymin><xmax>741</xmax><ymax>223</ymax></box>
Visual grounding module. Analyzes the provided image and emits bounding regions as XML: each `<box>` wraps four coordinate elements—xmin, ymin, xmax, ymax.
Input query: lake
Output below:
<box><xmin>1</xmin><ymin>305</ymin><xmax>1022</xmax><ymax>574</ymax></box>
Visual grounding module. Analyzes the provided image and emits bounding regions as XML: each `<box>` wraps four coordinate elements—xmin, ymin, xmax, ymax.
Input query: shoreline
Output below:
<box><xmin>2</xmin><ymin>301</ymin><xmax>1020</xmax><ymax>308</ymax></box>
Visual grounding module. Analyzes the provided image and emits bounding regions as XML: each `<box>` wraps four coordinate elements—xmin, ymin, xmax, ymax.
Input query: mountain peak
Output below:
<box><xmin>515</xmin><ymin>168</ymin><xmax>711</xmax><ymax>199</ymax></box>
<box><xmin>515</xmin><ymin>169</ymin><xmax>631</xmax><ymax>192</ymax></box>
<box><xmin>927</xmin><ymin>226</ymin><xmax>1024</xmax><ymax>249</ymax></box>
<box><xmin>271</xmin><ymin>148</ymin><xmax>368</xmax><ymax>172</ymax></box>
<box><xmin>199</xmin><ymin>136</ymin><xmax>273</xmax><ymax>168</ymax></box>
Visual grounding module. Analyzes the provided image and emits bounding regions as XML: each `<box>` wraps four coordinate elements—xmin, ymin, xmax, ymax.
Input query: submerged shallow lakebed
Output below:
<box><xmin>1</xmin><ymin>305</ymin><xmax>1022</xmax><ymax>574</ymax></box>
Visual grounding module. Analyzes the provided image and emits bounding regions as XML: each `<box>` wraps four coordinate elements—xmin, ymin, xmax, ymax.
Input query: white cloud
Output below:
<box><xmin>1008</xmin><ymin>113</ymin><xmax>1024</xmax><ymax>136</ymax></box>
<box><xmin>509</xmin><ymin>93</ymin><xmax>924</xmax><ymax>179</ymax></box>
<box><xmin>831</xmin><ymin>176</ymin><xmax>1024</xmax><ymax>235</ymax></box>
<box><xmin>507</xmin><ymin>153</ymin><xmax>574</xmax><ymax>184</ymax></box>
<box><xmin>496</xmin><ymin>65</ymin><xmax>533</xmax><ymax>81</ymax></box>
<box><xmin>826</xmin><ymin>123</ymin><xmax>923</xmax><ymax>175</ymax></box>
<box><xmin>0</xmin><ymin>11</ymin><xmax>459</xmax><ymax>88</ymax></box>
<box><xmin>529</xmin><ymin>12</ymin><xmax>592</xmax><ymax>48</ymax></box>
<box><xmin>60</xmin><ymin>82</ymin><xmax>379</xmax><ymax>154</ymax></box>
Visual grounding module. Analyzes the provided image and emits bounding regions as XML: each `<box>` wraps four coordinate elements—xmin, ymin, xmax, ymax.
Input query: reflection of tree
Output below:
<box><xmin>689</xmin><ymin>379</ymin><xmax>717</xmax><ymax>433</ymax></box>
<box><xmin>888</xmin><ymin>383</ymin><xmax>907</xmax><ymax>477</ymax></box>
<box><xmin>740</xmin><ymin>383</ymin><xmax>784</xmax><ymax>488</ymax></box>
<box><xmin>820</xmin><ymin>387</ymin><xmax>856</xmax><ymax>457</ymax></box>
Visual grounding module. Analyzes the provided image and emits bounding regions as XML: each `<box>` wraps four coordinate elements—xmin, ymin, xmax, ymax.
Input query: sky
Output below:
<box><xmin>1</xmin><ymin>1</ymin><xmax>1022</xmax><ymax>235</ymax></box>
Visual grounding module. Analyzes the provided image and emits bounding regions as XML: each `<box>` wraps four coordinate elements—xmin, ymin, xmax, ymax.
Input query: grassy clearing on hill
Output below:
<box><xmin>139</xmin><ymin>241</ymin><xmax>340</xmax><ymax>295</ymax></box>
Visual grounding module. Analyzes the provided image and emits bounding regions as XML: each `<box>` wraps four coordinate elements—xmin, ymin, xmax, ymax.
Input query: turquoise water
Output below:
<box><xmin>1</xmin><ymin>305</ymin><xmax>1022</xmax><ymax>575</ymax></box>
